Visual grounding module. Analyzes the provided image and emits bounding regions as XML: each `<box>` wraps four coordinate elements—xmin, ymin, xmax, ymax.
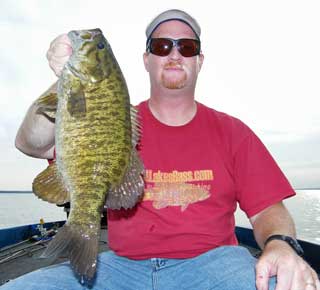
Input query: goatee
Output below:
<box><xmin>161</xmin><ymin>62</ymin><xmax>187</xmax><ymax>89</ymax></box>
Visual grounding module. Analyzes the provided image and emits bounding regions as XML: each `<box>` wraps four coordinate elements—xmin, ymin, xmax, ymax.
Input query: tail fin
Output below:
<box><xmin>41</xmin><ymin>223</ymin><xmax>99</xmax><ymax>284</ymax></box>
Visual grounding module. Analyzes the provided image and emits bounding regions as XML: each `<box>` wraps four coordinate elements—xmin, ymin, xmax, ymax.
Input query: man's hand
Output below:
<box><xmin>46</xmin><ymin>34</ymin><xmax>72</xmax><ymax>77</ymax></box>
<box><xmin>255</xmin><ymin>239</ymin><xmax>320</xmax><ymax>290</ymax></box>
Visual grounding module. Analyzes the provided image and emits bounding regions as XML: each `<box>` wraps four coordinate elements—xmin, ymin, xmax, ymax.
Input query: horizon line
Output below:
<box><xmin>1</xmin><ymin>187</ymin><xmax>320</xmax><ymax>193</ymax></box>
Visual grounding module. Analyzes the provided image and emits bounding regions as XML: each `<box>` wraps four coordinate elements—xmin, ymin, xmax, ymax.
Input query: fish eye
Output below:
<box><xmin>97</xmin><ymin>42</ymin><xmax>105</xmax><ymax>49</ymax></box>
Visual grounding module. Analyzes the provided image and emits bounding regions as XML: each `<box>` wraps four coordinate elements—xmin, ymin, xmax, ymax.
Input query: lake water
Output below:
<box><xmin>0</xmin><ymin>190</ymin><xmax>319</xmax><ymax>244</ymax></box>
<box><xmin>235</xmin><ymin>189</ymin><xmax>320</xmax><ymax>244</ymax></box>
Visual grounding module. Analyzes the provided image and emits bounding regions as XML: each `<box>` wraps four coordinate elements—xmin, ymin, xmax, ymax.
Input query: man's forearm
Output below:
<box><xmin>15</xmin><ymin>101</ymin><xmax>55</xmax><ymax>159</ymax></box>
<box><xmin>250</xmin><ymin>202</ymin><xmax>296</xmax><ymax>249</ymax></box>
<box><xmin>252</xmin><ymin>202</ymin><xmax>319</xmax><ymax>290</ymax></box>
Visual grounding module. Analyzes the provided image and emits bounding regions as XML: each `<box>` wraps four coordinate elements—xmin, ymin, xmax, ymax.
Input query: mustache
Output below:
<box><xmin>164</xmin><ymin>62</ymin><xmax>183</xmax><ymax>70</ymax></box>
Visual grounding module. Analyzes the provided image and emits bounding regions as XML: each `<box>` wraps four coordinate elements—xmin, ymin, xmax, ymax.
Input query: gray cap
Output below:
<box><xmin>145</xmin><ymin>9</ymin><xmax>201</xmax><ymax>40</ymax></box>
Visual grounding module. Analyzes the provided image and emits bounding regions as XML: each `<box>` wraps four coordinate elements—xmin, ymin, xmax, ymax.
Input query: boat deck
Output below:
<box><xmin>0</xmin><ymin>227</ymin><xmax>260</xmax><ymax>286</ymax></box>
<box><xmin>0</xmin><ymin>226</ymin><xmax>108</xmax><ymax>286</ymax></box>
<box><xmin>0</xmin><ymin>225</ymin><xmax>318</xmax><ymax>286</ymax></box>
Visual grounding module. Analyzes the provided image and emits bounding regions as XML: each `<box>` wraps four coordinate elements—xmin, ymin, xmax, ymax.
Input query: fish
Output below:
<box><xmin>144</xmin><ymin>182</ymin><xmax>210</xmax><ymax>211</ymax></box>
<box><xmin>32</xmin><ymin>28</ymin><xmax>144</xmax><ymax>283</ymax></box>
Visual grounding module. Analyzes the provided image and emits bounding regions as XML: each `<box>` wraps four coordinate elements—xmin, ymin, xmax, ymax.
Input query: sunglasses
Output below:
<box><xmin>147</xmin><ymin>38</ymin><xmax>201</xmax><ymax>57</ymax></box>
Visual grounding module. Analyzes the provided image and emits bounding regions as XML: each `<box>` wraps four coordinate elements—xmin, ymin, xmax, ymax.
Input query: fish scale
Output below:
<box><xmin>57</xmin><ymin>79</ymin><xmax>131</xmax><ymax>190</ymax></box>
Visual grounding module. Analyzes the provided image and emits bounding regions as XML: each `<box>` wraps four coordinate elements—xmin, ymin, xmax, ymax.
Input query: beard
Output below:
<box><xmin>161</xmin><ymin>62</ymin><xmax>187</xmax><ymax>89</ymax></box>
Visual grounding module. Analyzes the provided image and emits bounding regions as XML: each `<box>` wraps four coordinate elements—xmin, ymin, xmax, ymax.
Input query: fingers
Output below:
<box><xmin>48</xmin><ymin>54</ymin><xmax>71</xmax><ymax>77</ymax></box>
<box><xmin>309</xmin><ymin>267</ymin><xmax>320</xmax><ymax>290</ymax></box>
<box><xmin>285</xmin><ymin>259</ymin><xmax>320</xmax><ymax>290</ymax></box>
<box><xmin>46</xmin><ymin>34</ymin><xmax>72</xmax><ymax>60</ymax></box>
<box><xmin>256</xmin><ymin>258</ymin><xmax>320</xmax><ymax>290</ymax></box>
<box><xmin>298</xmin><ymin>261</ymin><xmax>320</xmax><ymax>290</ymax></box>
<box><xmin>274</xmin><ymin>264</ymin><xmax>294</xmax><ymax>290</ymax></box>
<box><xmin>290</xmin><ymin>260</ymin><xmax>310</xmax><ymax>290</ymax></box>
<box><xmin>46</xmin><ymin>34</ymin><xmax>72</xmax><ymax>77</ymax></box>
<box><xmin>48</xmin><ymin>34</ymin><xmax>72</xmax><ymax>56</ymax></box>
<box><xmin>255</xmin><ymin>260</ymin><xmax>273</xmax><ymax>290</ymax></box>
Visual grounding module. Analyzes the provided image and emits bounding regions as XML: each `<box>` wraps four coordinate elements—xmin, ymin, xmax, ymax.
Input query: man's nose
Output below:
<box><xmin>168</xmin><ymin>46</ymin><xmax>182</xmax><ymax>60</ymax></box>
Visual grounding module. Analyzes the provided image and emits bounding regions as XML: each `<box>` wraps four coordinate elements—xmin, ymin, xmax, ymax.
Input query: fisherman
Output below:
<box><xmin>4</xmin><ymin>9</ymin><xmax>319</xmax><ymax>290</ymax></box>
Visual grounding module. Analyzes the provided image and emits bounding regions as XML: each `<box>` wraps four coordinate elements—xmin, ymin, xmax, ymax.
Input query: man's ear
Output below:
<box><xmin>197</xmin><ymin>53</ymin><xmax>204</xmax><ymax>73</ymax></box>
<box><xmin>143</xmin><ymin>52</ymin><xmax>150</xmax><ymax>72</ymax></box>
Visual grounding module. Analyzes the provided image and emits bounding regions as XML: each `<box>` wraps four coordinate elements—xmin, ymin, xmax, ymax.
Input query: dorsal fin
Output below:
<box><xmin>130</xmin><ymin>105</ymin><xmax>142</xmax><ymax>147</ymax></box>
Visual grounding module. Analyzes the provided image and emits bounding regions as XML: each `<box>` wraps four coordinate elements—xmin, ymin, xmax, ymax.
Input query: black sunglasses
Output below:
<box><xmin>147</xmin><ymin>38</ymin><xmax>201</xmax><ymax>57</ymax></box>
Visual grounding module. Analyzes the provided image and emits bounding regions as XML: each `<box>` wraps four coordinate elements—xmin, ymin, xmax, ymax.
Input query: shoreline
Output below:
<box><xmin>0</xmin><ymin>191</ymin><xmax>32</xmax><ymax>194</ymax></box>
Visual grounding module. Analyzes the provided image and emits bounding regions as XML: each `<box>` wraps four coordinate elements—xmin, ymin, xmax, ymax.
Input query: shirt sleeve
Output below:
<box><xmin>47</xmin><ymin>147</ymin><xmax>56</xmax><ymax>164</ymax></box>
<box><xmin>234</xmin><ymin>129</ymin><xmax>295</xmax><ymax>218</ymax></box>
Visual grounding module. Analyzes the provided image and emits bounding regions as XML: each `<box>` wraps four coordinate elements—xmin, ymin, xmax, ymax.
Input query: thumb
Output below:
<box><xmin>46</xmin><ymin>34</ymin><xmax>72</xmax><ymax>77</ymax></box>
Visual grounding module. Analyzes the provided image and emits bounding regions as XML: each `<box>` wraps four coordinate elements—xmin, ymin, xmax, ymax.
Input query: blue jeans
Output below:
<box><xmin>1</xmin><ymin>246</ymin><xmax>276</xmax><ymax>290</ymax></box>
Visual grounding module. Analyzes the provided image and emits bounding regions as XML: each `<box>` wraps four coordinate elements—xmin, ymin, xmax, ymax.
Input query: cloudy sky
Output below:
<box><xmin>1</xmin><ymin>0</ymin><xmax>319</xmax><ymax>190</ymax></box>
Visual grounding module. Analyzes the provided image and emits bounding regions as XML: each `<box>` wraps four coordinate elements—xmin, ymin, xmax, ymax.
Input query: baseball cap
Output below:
<box><xmin>145</xmin><ymin>9</ymin><xmax>201</xmax><ymax>40</ymax></box>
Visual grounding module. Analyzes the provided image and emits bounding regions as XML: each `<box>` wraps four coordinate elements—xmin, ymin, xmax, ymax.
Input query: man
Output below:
<box><xmin>4</xmin><ymin>9</ymin><xmax>319</xmax><ymax>290</ymax></box>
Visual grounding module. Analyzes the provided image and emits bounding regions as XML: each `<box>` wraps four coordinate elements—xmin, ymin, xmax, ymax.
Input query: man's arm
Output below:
<box><xmin>250</xmin><ymin>202</ymin><xmax>320</xmax><ymax>290</ymax></box>
<box><xmin>15</xmin><ymin>101</ymin><xmax>55</xmax><ymax>159</ymax></box>
<box><xmin>15</xmin><ymin>34</ymin><xmax>72</xmax><ymax>160</ymax></box>
<box><xmin>250</xmin><ymin>202</ymin><xmax>296</xmax><ymax>248</ymax></box>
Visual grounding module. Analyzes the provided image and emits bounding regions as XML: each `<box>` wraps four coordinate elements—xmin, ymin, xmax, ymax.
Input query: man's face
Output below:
<box><xmin>143</xmin><ymin>20</ymin><xmax>204</xmax><ymax>91</ymax></box>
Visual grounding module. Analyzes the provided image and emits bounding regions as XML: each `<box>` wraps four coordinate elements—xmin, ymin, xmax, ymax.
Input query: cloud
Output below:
<box><xmin>262</xmin><ymin>132</ymin><xmax>320</xmax><ymax>188</ymax></box>
<box><xmin>0</xmin><ymin>1</ymin><xmax>30</xmax><ymax>25</ymax></box>
<box><xmin>1</xmin><ymin>0</ymin><xmax>320</xmax><ymax>189</ymax></box>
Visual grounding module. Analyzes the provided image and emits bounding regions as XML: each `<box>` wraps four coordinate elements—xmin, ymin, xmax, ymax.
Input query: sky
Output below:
<box><xmin>1</xmin><ymin>0</ymin><xmax>319</xmax><ymax>190</ymax></box>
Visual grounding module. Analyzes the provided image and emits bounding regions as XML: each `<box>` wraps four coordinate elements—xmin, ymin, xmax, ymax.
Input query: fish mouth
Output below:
<box><xmin>68</xmin><ymin>29</ymin><xmax>102</xmax><ymax>41</ymax></box>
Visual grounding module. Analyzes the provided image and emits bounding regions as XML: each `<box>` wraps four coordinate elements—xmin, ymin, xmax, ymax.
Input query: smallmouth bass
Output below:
<box><xmin>32</xmin><ymin>28</ymin><xmax>144</xmax><ymax>283</ymax></box>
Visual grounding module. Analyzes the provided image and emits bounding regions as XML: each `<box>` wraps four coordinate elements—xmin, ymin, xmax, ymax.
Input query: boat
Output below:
<box><xmin>0</xmin><ymin>220</ymin><xmax>319</xmax><ymax>286</ymax></box>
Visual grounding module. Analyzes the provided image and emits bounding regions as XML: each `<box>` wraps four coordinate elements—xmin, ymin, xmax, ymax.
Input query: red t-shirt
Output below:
<box><xmin>108</xmin><ymin>101</ymin><xmax>295</xmax><ymax>259</ymax></box>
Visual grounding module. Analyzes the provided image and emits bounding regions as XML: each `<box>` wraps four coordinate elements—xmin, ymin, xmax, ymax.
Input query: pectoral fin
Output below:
<box><xmin>105</xmin><ymin>149</ymin><xmax>145</xmax><ymax>210</ymax></box>
<box><xmin>33</xmin><ymin>161</ymin><xmax>70</xmax><ymax>205</ymax></box>
<box><xmin>67</xmin><ymin>81</ymin><xmax>86</xmax><ymax>118</ymax></box>
<box><xmin>35</xmin><ymin>82</ymin><xmax>58</xmax><ymax>121</ymax></box>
